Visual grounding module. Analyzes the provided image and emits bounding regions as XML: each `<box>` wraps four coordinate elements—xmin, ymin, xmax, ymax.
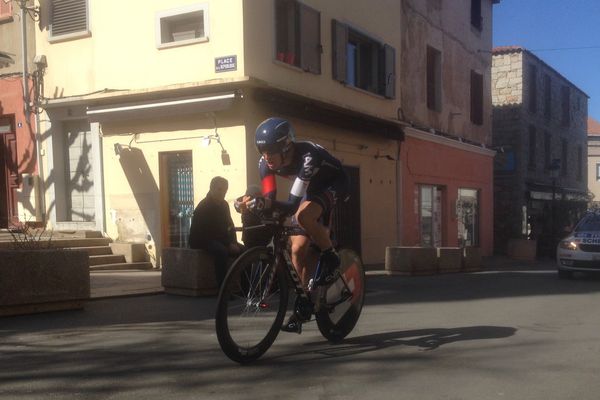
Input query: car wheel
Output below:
<box><xmin>558</xmin><ymin>269</ymin><xmax>573</xmax><ymax>280</ymax></box>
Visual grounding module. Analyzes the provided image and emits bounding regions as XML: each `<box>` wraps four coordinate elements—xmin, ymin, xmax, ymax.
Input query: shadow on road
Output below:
<box><xmin>265</xmin><ymin>325</ymin><xmax>516</xmax><ymax>364</ymax></box>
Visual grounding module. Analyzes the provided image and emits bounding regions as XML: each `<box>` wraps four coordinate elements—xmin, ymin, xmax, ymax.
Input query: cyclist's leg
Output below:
<box><xmin>289</xmin><ymin>233</ymin><xmax>312</xmax><ymax>287</ymax></box>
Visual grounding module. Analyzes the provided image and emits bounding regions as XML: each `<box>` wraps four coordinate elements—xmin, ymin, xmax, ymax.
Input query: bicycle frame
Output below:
<box><xmin>257</xmin><ymin>220</ymin><xmax>351</xmax><ymax>314</ymax></box>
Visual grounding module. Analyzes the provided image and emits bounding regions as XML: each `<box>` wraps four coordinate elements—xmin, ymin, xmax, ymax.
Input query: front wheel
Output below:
<box><xmin>315</xmin><ymin>248</ymin><xmax>365</xmax><ymax>342</ymax></box>
<box><xmin>215</xmin><ymin>247</ymin><xmax>289</xmax><ymax>363</ymax></box>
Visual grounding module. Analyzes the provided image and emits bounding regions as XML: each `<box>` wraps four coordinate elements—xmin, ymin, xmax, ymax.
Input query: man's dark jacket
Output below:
<box><xmin>188</xmin><ymin>194</ymin><xmax>236</xmax><ymax>249</ymax></box>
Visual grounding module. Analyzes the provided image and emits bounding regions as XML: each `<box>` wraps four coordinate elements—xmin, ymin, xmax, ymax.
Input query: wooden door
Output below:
<box><xmin>0</xmin><ymin>116</ymin><xmax>18</xmax><ymax>227</ymax></box>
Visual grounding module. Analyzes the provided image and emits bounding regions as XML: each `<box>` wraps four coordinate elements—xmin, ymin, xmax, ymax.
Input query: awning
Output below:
<box><xmin>86</xmin><ymin>91</ymin><xmax>238</xmax><ymax>122</ymax></box>
<box><xmin>0</xmin><ymin>51</ymin><xmax>15</xmax><ymax>69</ymax></box>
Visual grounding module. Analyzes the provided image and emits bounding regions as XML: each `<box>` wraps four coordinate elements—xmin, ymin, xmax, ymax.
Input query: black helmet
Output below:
<box><xmin>255</xmin><ymin>117</ymin><xmax>295</xmax><ymax>154</ymax></box>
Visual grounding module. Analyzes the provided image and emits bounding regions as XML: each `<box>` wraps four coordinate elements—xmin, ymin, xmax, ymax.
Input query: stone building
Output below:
<box><xmin>587</xmin><ymin>117</ymin><xmax>600</xmax><ymax>208</ymax></box>
<box><xmin>492</xmin><ymin>46</ymin><xmax>589</xmax><ymax>256</ymax></box>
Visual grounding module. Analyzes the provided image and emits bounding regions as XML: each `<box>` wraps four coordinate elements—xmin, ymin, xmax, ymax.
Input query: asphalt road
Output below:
<box><xmin>2</xmin><ymin>264</ymin><xmax>600</xmax><ymax>400</ymax></box>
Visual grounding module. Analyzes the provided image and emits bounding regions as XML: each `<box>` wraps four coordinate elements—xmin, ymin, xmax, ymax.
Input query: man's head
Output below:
<box><xmin>255</xmin><ymin>117</ymin><xmax>295</xmax><ymax>170</ymax></box>
<box><xmin>208</xmin><ymin>176</ymin><xmax>228</xmax><ymax>201</ymax></box>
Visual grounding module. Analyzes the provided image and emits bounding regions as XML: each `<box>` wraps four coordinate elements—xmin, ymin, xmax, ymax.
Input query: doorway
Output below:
<box><xmin>332</xmin><ymin>165</ymin><xmax>362</xmax><ymax>254</ymax></box>
<box><xmin>63</xmin><ymin>120</ymin><xmax>95</xmax><ymax>222</ymax></box>
<box><xmin>159</xmin><ymin>151</ymin><xmax>194</xmax><ymax>248</ymax></box>
<box><xmin>0</xmin><ymin>116</ymin><xmax>18</xmax><ymax>228</ymax></box>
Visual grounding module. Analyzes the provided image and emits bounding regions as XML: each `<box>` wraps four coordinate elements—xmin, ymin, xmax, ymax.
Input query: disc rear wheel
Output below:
<box><xmin>315</xmin><ymin>248</ymin><xmax>365</xmax><ymax>342</ymax></box>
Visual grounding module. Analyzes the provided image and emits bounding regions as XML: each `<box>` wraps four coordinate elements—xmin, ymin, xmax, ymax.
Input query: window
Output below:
<box><xmin>596</xmin><ymin>163</ymin><xmax>600</xmax><ymax>181</ymax></box>
<box><xmin>528</xmin><ymin>126</ymin><xmax>536</xmax><ymax>170</ymax></box>
<box><xmin>528</xmin><ymin>64</ymin><xmax>537</xmax><ymax>113</ymax></box>
<box><xmin>275</xmin><ymin>0</ymin><xmax>321</xmax><ymax>74</ymax></box>
<box><xmin>427</xmin><ymin>46</ymin><xmax>442</xmax><ymax>112</ymax></box>
<box><xmin>332</xmin><ymin>19</ymin><xmax>396</xmax><ymax>98</ymax></box>
<box><xmin>457</xmin><ymin>188</ymin><xmax>479</xmax><ymax>247</ymax></box>
<box><xmin>156</xmin><ymin>3</ymin><xmax>209</xmax><ymax>49</ymax></box>
<box><xmin>0</xmin><ymin>0</ymin><xmax>12</xmax><ymax>21</ymax></box>
<box><xmin>544</xmin><ymin>131</ymin><xmax>551</xmax><ymax>169</ymax></box>
<box><xmin>561</xmin><ymin>138</ymin><xmax>568</xmax><ymax>177</ymax></box>
<box><xmin>470</xmin><ymin>70</ymin><xmax>483</xmax><ymax>125</ymax></box>
<box><xmin>49</xmin><ymin>0</ymin><xmax>89</xmax><ymax>40</ymax></box>
<box><xmin>543</xmin><ymin>74</ymin><xmax>552</xmax><ymax>119</ymax></box>
<box><xmin>419</xmin><ymin>185</ymin><xmax>442</xmax><ymax>247</ymax></box>
<box><xmin>561</xmin><ymin>85</ymin><xmax>570</xmax><ymax>126</ymax></box>
<box><xmin>471</xmin><ymin>0</ymin><xmax>482</xmax><ymax>30</ymax></box>
<box><xmin>577</xmin><ymin>145</ymin><xmax>583</xmax><ymax>181</ymax></box>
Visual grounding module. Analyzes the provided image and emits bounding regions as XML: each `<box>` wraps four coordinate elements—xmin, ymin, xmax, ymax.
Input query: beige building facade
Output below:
<box><xmin>34</xmin><ymin>0</ymin><xmax>404</xmax><ymax>265</ymax></box>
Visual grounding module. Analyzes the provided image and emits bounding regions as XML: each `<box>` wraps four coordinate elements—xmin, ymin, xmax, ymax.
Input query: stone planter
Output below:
<box><xmin>161</xmin><ymin>247</ymin><xmax>218</xmax><ymax>296</ymax></box>
<box><xmin>0</xmin><ymin>249</ymin><xmax>90</xmax><ymax>317</ymax></box>
<box><xmin>507</xmin><ymin>238</ymin><xmax>537</xmax><ymax>261</ymax></box>
<box><xmin>385</xmin><ymin>246</ymin><xmax>438</xmax><ymax>275</ymax></box>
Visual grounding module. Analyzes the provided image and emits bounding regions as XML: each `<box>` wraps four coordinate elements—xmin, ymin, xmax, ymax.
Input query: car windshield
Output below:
<box><xmin>575</xmin><ymin>214</ymin><xmax>600</xmax><ymax>232</ymax></box>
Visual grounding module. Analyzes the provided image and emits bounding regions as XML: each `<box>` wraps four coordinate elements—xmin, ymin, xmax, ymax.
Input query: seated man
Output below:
<box><xmin>188</xmin><ymin>176</ymin><xmax>244</xmax><ymax>288</ymax></box>
<box><xmin>238</xmin><ymin>117</ymin><xmax>349</xmax><ymax>333</ymax></box>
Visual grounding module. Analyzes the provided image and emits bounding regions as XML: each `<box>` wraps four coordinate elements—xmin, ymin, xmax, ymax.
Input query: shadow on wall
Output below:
<box><xmin>115</xmin><ymin>147</ymin><xmax>160</xmax><ymax>258</ymax></box>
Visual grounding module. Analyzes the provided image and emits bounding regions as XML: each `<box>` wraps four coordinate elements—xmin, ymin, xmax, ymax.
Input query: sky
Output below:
<box><xmin>493</xmin><ymin>0</ymin><xmax>600</xmax><ymax>122</ymax></box>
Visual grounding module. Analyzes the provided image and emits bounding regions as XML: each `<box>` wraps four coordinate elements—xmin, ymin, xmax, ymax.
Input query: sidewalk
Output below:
<box><xmin>89</xmin><ymin>255</ymin><xmax>558</xmax><ymax>299</ymax></box>
<box><xmin>90</xmin><ymin>269</ymin><xmax>163</xmax><ymax>299</ymax></box>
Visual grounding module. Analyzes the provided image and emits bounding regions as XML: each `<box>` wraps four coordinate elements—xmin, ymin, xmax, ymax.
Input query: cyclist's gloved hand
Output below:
<box><xmin>247</xmin><ymin>196</ymin><xmax>272</xmax><ymax>212</ymax></box>
<box><xmin>234</xmin><ymin>195</ymin><xmax>250</xmax><ymax>213</ymax></box>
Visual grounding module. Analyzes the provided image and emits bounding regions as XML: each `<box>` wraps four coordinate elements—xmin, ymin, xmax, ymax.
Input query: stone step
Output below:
<box><xmin>0</xmin><ymin>237</ymin><xmax>112</xmax><ymax>250</ymax></box>
<box><xmin>70</xmin><ymin>246</ymin><xmax>113</xmax><ymax>256</ymax></box>
<box><xmin>90</xmin><ymin>262</ymin><xmax>154</xmax><ymax>271</ymax></box>
<box><xmin>89</xmin><ymin>254</ymin><xmax>127</xmax><ymax>266</ymax></box>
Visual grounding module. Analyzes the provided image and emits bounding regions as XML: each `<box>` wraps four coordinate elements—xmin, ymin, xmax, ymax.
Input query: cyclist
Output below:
<box><xmin>237</xmin><ymin>117</ymin><xmax>349</xmax><ymax>333</ymax></box>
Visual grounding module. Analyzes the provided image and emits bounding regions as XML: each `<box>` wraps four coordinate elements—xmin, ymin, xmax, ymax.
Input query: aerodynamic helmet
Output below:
<box><xmin>254</xmin><ymin>117</ymin><xmax>295</xmax><ymax>154</ymax></box>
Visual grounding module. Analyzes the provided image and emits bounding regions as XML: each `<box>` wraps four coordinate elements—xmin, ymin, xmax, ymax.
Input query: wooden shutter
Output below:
<box><xmin>331</xmin><ymin>19</ymin><xmax>347</xmax><ymax>82</ymax></box>
<box><xmin>383</xmin><ymin>44</ymin><xmax>396</xmax><ymax>99</ymax></box>
<box><xmin>299</xmin><ymin>3</ymin><xmax>321</xmax><ymax>74</ymax></box>
<box><xmin>51</xmin><ymin>0</ymin><xmax>88</xmax><ymax>37</ymax></box>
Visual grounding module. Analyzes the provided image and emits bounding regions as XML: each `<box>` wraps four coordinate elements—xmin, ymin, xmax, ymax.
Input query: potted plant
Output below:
<box><xmin>0</xmin><ymin>225</ymin><xmax>90</xmax><ymax>317</ymax></box>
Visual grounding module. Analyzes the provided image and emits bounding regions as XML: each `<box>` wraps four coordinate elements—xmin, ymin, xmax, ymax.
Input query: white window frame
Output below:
<box><xmin>155</xmin><ymin>3</ymin><xmax>209</xmax><ymax>49</ymax></box>
<box><xmin>48</xmin><ymin>0</ymin><xmax>91</xmax><ymax>43</ymax></box>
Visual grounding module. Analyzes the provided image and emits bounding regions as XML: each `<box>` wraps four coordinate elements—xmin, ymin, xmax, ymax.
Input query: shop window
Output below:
<box><xmin>427</xmin><ymin>46</ymin><xmax>442</xmax><ymax>112</ymax></box>
<box><xmin>332</xmin><ymin>19</ymin><xmax>395</xmax><ymax>98</ymax></box>
<box><xmin>275</xmin><ymin>0</ymin><xmax>321</xmax><ymax>74</ymax></box>
<box><xmin>419</xmin><ymin>185</ymin><xmax>442</xmax><ymax>247</ymax></box>
<box><xmin>156</xmin><ymin>3</ymin><xmax>209</xmax><ymax>48</ymax></box>
<box><xmin>457</xmin><ymin>188</ymin><xmax>479</xmax><ymax>247</ymax></box>
<box><xmin>49</xmin><ymin>0</ymin><xmax>90</xmax><ymax>41</ymax></box>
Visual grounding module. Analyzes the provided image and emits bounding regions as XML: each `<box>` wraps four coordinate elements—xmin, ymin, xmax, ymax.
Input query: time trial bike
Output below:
<box><xmin>215</xmin><ymin>213</ymin><xmax>365</xmax><ymax>364</ymax></box>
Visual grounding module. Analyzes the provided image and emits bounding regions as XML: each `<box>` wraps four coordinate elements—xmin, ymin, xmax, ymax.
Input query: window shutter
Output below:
<box><xmin>51</xmin><ymin>0</ymin><xmax>88</xmax><ymax>37</ymax></box>
<box><xmin>331</xmin><ymin>19</ymin><xmax>347</xmax><ymax>82</ymax></box>
<box><xmin>0</xmin><ymin>1</ymin><xmax>12</xmax><ymax>19</ymax></box>
<box><xmin>383</xmin><ymin>44</ymin><xmax>396</xmax><ymax>99</ymax></box>
<box><xmin>299</xmin><ymin>3</ymin><xmax>321</xmax><ymax>74</ymax></box>
<box><xmin>470</xmin><ymin>70</ymin><xmax>483</xmax><ymax>125</ymax></box>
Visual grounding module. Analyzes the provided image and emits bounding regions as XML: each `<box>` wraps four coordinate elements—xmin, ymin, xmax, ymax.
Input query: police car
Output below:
<box><xmin>556</xmin><ymin>211</ymin><xmax>600</xmax><ymax>279</ymax></box>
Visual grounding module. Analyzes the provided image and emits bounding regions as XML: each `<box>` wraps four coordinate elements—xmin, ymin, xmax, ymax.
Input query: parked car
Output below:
<box><xmin>556</xmin><ymin>211</ymin><xmax>600</xmax><ymax>279</ymax></box>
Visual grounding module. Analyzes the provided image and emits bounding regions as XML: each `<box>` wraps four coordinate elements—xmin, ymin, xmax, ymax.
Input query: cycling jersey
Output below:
<box><xmin>259</xmin><ymin>141</ymin><xmax>349</xmax><ymax>217</ymax></box>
